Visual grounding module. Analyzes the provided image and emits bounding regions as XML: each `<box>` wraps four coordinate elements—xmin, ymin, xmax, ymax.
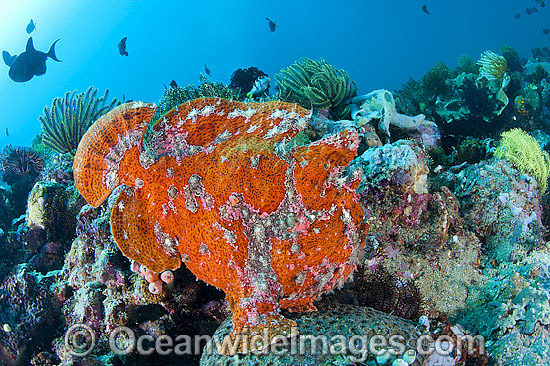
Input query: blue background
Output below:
<box><xmin>0</xmin><ymin>0</ymin><xmax>548</xmax><ymax>148</ymax></box>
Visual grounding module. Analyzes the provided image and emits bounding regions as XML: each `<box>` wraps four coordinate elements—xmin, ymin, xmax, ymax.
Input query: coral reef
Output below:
<box><xmin>495</xmin><ymin>128</ymin><xmax>550</xmax><ymax>193</ymax></box>
<box><xmin>39</xmin><ymin>86</ymin><xmax>119</xmax><ymax>155</ymax></box>
<box><xmin>422</xmin><ymin>61</ymin><xmax>451</xmax><ymax>97</ymax></box>
<box><xmin>0</xmin><ymin>268</ymin><xmax>56</xmax><ymax>365</ymax></box>
<box><xmin>151</xmin><ymin>76</ymin><xmax>240</xmax><ymax>123</ymax></box>
<box><xmin>351</xmin><ymin>265</ymin><xmax>424</xmax><ymax>321</ymax></box>
<box><xmin>350</xmin><ymin>89</ymin><xmax>440</xmax><ymax>147</ymax></box>
<box><xmin>275</xmin><ymin>58</ymin><xmax>357</xmax><ymax>120</ymax></box>
<box><xmin>73</xmin><ymin>98</ymin><xmax>367</xmax><ymax>352</ymax></box>
<box><xmin>435</xmin><ymin>160</ymin><xmax>544</xmax><ymax>263</ymax></box>
<box><xmin>200</xmin><ymin>303</ymin><xmax>426</xmax><ymax>366</ymax></box>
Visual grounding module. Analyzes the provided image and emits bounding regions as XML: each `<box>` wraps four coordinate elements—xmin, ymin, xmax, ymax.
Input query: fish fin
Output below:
<box><xmin>111</xmin><ymin>186</ymin><xmax>182</xmax><ymax>273</ymax></box>
<box><xmin>26</xmin><ymin>37</ymin><xmax>35</xmax><ymax>52</ymax></box>
<box><xmin>2</xmin><ymin>51</ymin><xmax>15</xmax><ymax>67</ymax></box>
<box><xmin>47</xmin><ymin>39</ymin><xmax>61</xmax><ymax>62</ymax></box>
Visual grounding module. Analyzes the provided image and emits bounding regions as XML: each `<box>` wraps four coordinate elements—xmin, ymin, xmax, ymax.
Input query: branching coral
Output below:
<box><xmin>477</xmin><ymin>51</ymin><xmax>508</xmax><ymax>82</ymax></box>
<box><xmin>39</xmin><ymin>86</ymin><xmax>119</xmax><ymax>155</ymax></box>
<box><xmin>495</xmin><ymin>128</ymin><xmax>550</xmax><ymax>193</ymax></box>
<box><xmin>275</xmin><ymin>58</ymin><xmax>357</xmax><ymax>120</ymax></box>
<box><xmin>422</xmin><ymin>61</ymin><xmax>450</xmax><ymax>97</ymax></box>
<box><xmin>155</xmin><ymin>75</ymin><xmax>239</xmax><ymax>119</ymax></box>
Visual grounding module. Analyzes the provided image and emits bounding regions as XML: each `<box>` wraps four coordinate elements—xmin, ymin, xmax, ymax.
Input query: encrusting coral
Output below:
<box><xmin>72</xmin><ymin>97</ymin><xmax>367</xmax><ymax>353</ymax></box>
<box><xmin>495</xmin><ymin>128</ymin><xmax>550</xmax><ymax>193</ymax></box>
<box><xmin>275</xmin><ymin>58</ymin><xmax>357</xmax><ymax>120</ymax></box>
<box><xmin>39</xmin><ymin>86</ymin><xmax>119</xmax><ymax>155</ymax></box>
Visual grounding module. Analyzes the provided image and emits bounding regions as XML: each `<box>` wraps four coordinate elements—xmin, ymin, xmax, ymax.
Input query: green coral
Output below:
<box><xmin>143</xmin><ymin>75</ymin><xmax>240</xmax><ymax>153</ymax></box>
<box><xmin>500</xmin><ymin>45</ymin><xmax>522</xmax><ymax>73</ymax></box>
<box><xmin>456</xmin><ymin>54</ymin><xmax>479</xmax><ymax>75</ymax></box>
<box><xmin>39</xmin><ymin>86</ymin><xmax>119</xmax><ymax>155</ymax></box>
<box><xmin>274</xmin><ymin>58</ymin><xmax>357</xmax><ymax>120</ymax></box>
<box><xmin>421</xmin><ymin>61</ymin><xmax>450</xmax><ymax>97</ymax></box>
<box><xmin>495</xmin><ymin>128</ymin><xmax>550</xmax><ymax>193</ymax></box>
<box><xmin>153</xmin><ymin>74</ymin><xmax>239</xmax><ymax>122</ymax></box>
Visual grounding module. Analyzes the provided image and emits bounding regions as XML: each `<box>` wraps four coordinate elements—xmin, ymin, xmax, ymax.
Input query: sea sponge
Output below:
<box><xmin>275</xmin><ymin>58</ymin><xmax>357</xmax><ymax>120</ymax></box>
<box><xmin>495</xmin><ymin>128</ymin><xmax>550</xmax><ymax>193</ymax></box>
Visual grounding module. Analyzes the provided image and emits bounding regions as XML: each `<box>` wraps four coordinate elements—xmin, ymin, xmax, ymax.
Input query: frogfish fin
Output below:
<box><xmin>111</xmin><ymin>186</ymin><xmax>182</xmax><ymax>273</ymax></box>
<box><xmin>73</xmin><ymin>102</ymin><xmax>157</xmax><ymax>207</ymax></box>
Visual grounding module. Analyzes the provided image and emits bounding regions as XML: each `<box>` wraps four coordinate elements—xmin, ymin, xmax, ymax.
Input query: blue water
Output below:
<box><xmin>0</xmin><ymin>0</ymin><xmax>548</xmax><ymax>148</ymax></box>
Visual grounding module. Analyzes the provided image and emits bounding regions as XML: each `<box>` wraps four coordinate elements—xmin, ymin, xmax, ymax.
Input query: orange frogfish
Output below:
<box><xmin>73</xmin><ymin>97</ymin><xmax>367</xmax><ymax>353</ymax></box>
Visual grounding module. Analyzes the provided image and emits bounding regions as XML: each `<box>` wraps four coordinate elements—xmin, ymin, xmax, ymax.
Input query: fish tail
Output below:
<box><xmin>48</xmin><ymin>39</ymin><xmax>61</xmax><ymax>62</ymax></box>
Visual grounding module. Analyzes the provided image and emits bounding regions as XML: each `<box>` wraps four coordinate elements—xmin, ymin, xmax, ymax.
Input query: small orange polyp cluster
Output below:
<box><xmin>73</xmin><ymin>98</ymin><xmax>366</xmax><ymax>352</ymax></box>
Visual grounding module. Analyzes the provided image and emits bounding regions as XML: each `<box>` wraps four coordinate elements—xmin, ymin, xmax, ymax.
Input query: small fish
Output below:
<box><xmin>265</xmin><ymin>18</ymin><xmax>277</xmax><ymax>32</ymax></box>
<box><xmin>3</xmin><ymin>37</ymin><xmax>60</xmax><ymax>82</ymax></box>
<box><xmin>118</xmin><ymin>37</ymin><xmax>128</xmax><ymax>56</ymax></box>
<box><xmin>170</xmin><ymin>80</ymin><xmax>178</xmax><ymax>88</ymax></box>
<box><xmin>526</xmin><ymin>7</ymin><xmax>538</xmax><ymax>14</ymax></box>
<box><xmin>421</xmin><ymin>5</ymin><xmax>431</xmax><ymax>14</ymax></box>
<box><xmin>514</xmin><ymin>13</ymin><xmax>521</xmax><ymax>19</ymax></box>
<box><xmin>204</xmin><ymin>64</ymin><xmax>211</xmax><ymax>76</ymax></box>
<box><xmin>536</xmin><ymin>0</ymin><xmax>546</xmax><ymax>7</ymax></box>
<box><xmin>544</xmin><ymin>28</ymin><xmax>550</xmax><ymax>35</ymax></box>
<box><xmin>246</xmin><ymin>75</ymin><xmax>271</xmax><ymax>98</ymax></box>
<box><xmin>5</xmin><ymin>128</ymin><xmax>8</xmax><ymax>137</ymax></box>
<box><xmin>26</xmin><ymin>19</ymin><xmax>36</xmax><ymax>34</ymax></box>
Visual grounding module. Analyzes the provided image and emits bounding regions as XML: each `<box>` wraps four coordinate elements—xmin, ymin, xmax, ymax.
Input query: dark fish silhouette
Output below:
<box><xmin>265</xmin><ymin>18</ymin><xmax>277</xmax><ymax>32</ymax></box>
<box><xmin>422</xmin><ymin>5</ymin><xmax>431</xmax><ymax>14</ymax></box>
<box><xmin>536</xmin><ymin>0</ymin><xmax>545</xmax><ymax>7</ymax></box>
<box><xmin>204</xmin><ymin>64</ymin><xmax>211</xmax><ymax>76</ymax></box>
<box><xmin>514</xmin><ymin>13</ymin><xmax>521</xmax><ymax>19</ymax></box>
<box><xmin>5</xmin><ymin>128</ymin><xmax>8</xmax><ymax>137</ymax></box>
<box><xmin>118</xmin><ymin>37</ymin><xmax>128</xmax><ymax>56</ymax></box>
<box><xmin>2</xmin><ymin>51</ymin><xmax>16</xmax><ymax>66</ymax></box>
<box><xmin>3</xmin><ymin>37</ymin><xmax>60</xmax><ymax>82</ymax></box>
<box><xmin>526</xmin><ymin>7</ymin><xmax>538</xmax><ymax>14</ymax></box>
<box><xmin>26</xmin><ymin>19</ymin><xmax>36</xmax><ymax>34</ymax></box>
<box><xmin>544</xmin><ymin>28</ymin><xmax>550</xmax><ymax>35</ymax></box>
<box><xmin>169</xmin><ymin>80</ymin><xmax>178</xmax><ymax>88</ymax></box>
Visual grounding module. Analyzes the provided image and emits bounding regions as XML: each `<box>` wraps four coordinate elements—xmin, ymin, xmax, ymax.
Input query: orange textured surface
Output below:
<box><xmin>73</xmin><ymin>97</ymin><xmax>367</xmax><ymax>350</ymax></box>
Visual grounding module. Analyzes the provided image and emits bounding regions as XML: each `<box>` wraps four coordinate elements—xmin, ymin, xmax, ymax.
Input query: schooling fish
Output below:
<box><xmin>118</xmin><ymin>37</ymin><xmax>128</xmax><ymax>56</ymax></box>
<box><xmin>246</xmin><ymin>75</ymin><xmax>270</xmax><ymax>98</ymax></box>
<box><xmin>514</xmin><ymin>13</ymin><xmax>521</xmax><ymax>19</ymax></box>
<box><xmin>26</xmin><ymin>19</ymin><xmax>36</xmax><ymax>34</ymax></box>
<box><xmin>422</xmin><ymin>5</ymin><xmax>431</xmax><ymax>14</ymax></box>
<box><xmin>204</xmin><ymin>64</ymin><xmax>211</xmax><ymax>76</ymax></box>
<box><xmin>526</xmin><ymin>7</ymin><xmax>538</xmax><ymax>14</ymax></box>
<box><xmin>265</xmin><ymin>18</ymin><xmax>277</xmax><ymax>32</ymax></box>
<box><xmin>536</xmin><ymin>0</ymin><xmax>546</xmax><ymax>7</ymax></box>
<box><xmin>544</xmin><ymin>28</ymin><xmax>550</xmax><ymax>35</ymax></box>
<box><xmin>3</xmin><ymin>37</ymin><xmax>60</xmax><ymax>82</ymax></box>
